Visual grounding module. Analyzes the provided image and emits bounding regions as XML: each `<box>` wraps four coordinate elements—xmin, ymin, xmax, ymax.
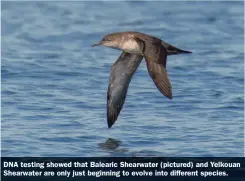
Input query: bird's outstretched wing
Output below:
<box><xmin>144</xmin><ymin>42</ymin><xmax>172</xmax><ymax>99</ymax></box>
<box><xmin>107</xmin><ymin>52</ymin><xmax>143</xmax><ymax>128</ymax></box>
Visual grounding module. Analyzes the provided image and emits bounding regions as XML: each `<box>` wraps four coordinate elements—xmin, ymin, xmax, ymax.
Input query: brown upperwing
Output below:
<box><xmin>143</xmin><ymin>39</ymin><xmax>172</xmax><ymax>99</ymax></box>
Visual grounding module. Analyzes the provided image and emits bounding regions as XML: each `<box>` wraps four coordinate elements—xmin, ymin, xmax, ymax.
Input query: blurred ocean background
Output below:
<box><xmin>1</xmin><ymin>1</ymin><xmax>244</xmax><ymax>157</ymax></box>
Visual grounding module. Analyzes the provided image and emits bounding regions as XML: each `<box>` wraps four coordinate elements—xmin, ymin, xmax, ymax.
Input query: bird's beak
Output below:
<box><xmin>92</xmin><ymin>42</ymin><xmax>102</xmax><ymax>47</ymax></box>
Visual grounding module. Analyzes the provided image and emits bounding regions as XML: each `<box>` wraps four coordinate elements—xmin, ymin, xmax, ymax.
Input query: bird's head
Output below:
<box><xmin>92</xmin><ymin>33</ymin><xmax>121</xmax><ymax>49</ymax></box>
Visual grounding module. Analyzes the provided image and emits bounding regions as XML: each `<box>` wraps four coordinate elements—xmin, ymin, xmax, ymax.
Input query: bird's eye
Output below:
<box><xmin>103</xmin><ymin>37</ymin><xmax>111</xmax><ymax>41</ymax></box>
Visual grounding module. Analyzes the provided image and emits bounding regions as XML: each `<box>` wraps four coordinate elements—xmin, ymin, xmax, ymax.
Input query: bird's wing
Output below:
<box><xmin>144</xmin><ymin>43</ymin><xmax>172</xmax><ymax>99</ymax></box>
<box><xmin>107</xmin><ymin>52</ymin><xmax>143</xmax><ymax>128</ymax></box>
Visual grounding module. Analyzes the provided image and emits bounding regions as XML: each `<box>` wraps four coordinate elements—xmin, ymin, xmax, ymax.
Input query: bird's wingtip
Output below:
<box><xmin>167</xmin><ymin>94</ymin><xmax>173</xmax><ymax>100</ymax></box>
<box><xmin>180</xmin><ymin>49</ymin><xmax>193</xmax><ymax>54</ymax></box>
<box><xmin>107</xmin><ymin>121</ymin><xmax>113</xmax><ymax>129</ymax></box>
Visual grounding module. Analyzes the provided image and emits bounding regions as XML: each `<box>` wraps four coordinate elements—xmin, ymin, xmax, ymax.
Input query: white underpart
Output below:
<box><xmin>120</xmin><ymin>39</ymin><xmax>141</xmax><ymax>54</ymax></box>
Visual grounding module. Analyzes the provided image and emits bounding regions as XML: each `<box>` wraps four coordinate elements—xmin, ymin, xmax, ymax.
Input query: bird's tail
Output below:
<box><xmin>161</xmin><ymin>41</ymin><xmax>192</xmax><ymax>55</ymax></box>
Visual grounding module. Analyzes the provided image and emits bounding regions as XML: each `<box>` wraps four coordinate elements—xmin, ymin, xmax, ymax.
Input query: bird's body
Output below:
<box><xmin>92</xmin><ymin>31</ymin><xmax>192</xmax><ymax>128</ymax></box>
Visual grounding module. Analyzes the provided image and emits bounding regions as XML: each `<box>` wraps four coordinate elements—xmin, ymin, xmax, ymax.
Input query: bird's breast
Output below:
<box><xmin>120</xmin><ymin>39</ymin><xmax>142</xmax><ymax>54</ymax></box>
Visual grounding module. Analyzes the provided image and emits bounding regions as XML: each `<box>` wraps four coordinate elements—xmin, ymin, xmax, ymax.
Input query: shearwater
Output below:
<box><xmin>92</xmin><ymin>31</ymin><xmax>192</xmax><ymax>128</ymax></box>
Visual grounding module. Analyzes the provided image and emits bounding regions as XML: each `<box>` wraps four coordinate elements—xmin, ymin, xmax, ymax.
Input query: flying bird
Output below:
<box><xmin>92</xmin><ymin>31</ymin><xmax>192</xmax><ymax>128</ymax></box>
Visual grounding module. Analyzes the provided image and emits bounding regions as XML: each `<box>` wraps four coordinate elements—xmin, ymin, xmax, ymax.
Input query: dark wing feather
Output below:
<box><xmin>107</xmin><ymin>52</ymin><xmax>143</xmax><ymax>128</ymax></box>
<box><xmin>144</xmin><ymin>42</ymin><xmax>172</xmax><ymax>99</ymax></box>
<box><xmin>146</xmin><ymin>60</ymin><xmax>172</xmax><ymax>99</ymax></box>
